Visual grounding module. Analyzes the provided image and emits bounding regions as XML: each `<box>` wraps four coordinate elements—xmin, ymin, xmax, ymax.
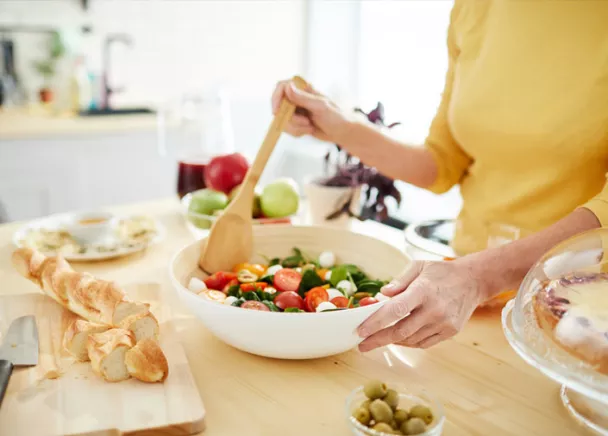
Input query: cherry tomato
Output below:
<box><xmin>304</xmin><ymin>286</ymin><xmax>329</xmax><ymax>312</ymax></box>
<box><xmin>241</xmin><ymin>301</ymin><xmax>270</xmax><ymax>311</ymax></box>
<box><xmin>273</xmin><ymin>268</ymin><xmax>302</xmax><ymax>293</ymax></box>
<box><xmin>222</xmin><ymin>278</ymin><xmax>240</xmax><ymax>294</ymax></box>
<box><xmin>232</xmin><ymin>263</ymin><xmax>267</xmax><ymax>276</ymax></box>
<box><xmin>359</xmin><ymin>297</ymin><xmax>379</xmax><ymax>307</ymax></box>
<box><xmin>274</xmin><ymin>291</ymin><xmax>305</xmax><ymax>310</ymax></box>
<box><xmin>330</xmin><ymin>296</ymin><xmax>349</xmax><ymax>308</ymax></box>
<box><xmin>204</xmin><ymin>271</ymin><xmax>237</xmax><ymax>290</ymax></box>
<box><xmin>240</xmin><ymin>282</ymin><xmax>268</xmax><ymax>292</ymax></box>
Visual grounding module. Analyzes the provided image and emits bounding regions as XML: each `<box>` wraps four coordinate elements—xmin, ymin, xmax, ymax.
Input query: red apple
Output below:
<box><xmin>203</xmin><ymin>153</ymin><xmax>249</xmax><ymax>194</ymax></box>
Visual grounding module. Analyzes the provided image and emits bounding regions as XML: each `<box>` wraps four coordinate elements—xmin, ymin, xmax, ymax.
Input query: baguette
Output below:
<box><xmin>125</xmin><ymin>338</ymin><xmax>169</xmax><ymax>383</ymax></box>
<box><xmin>11</xmin><ymin>247</ymin><xmax>160</xmax><ymax>335</ymax></box>
<box><xmin>63</xmin><ymin>319</ymin><xmax>110</xmax><ymax>361</ymax></box>
<box><xmin>12</xmin><ymin>247</ymin><xmax>168</xmax><ymax>383</ymax></box>
<box><xmin>88</xmin><ymin>329</ymin><xmax>135</xmax><ymax>382</ymax></box>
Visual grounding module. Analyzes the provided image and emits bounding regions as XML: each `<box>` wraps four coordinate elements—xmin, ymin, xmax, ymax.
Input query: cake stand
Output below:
<box><xmin>501</xmin><ymin>228</ymin><xmax>608</xmax><ymax>435</ymax></box>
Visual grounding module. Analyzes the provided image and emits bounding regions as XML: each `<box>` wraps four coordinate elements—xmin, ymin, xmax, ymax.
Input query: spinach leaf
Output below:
<box><xmin>319</xmin><ymin>308</ymin><xmax>346</xmax><ymax>312</ymax></box>
<box><xmin>231</xmin><ymin>298</ymin><xmax>245</xmax><ymax>307</ymax></box>
<box><xmin>285</xmin><ymin>307</ymin><xmax>305</xmax><ymax>313</ymax></box>
<box><xmin>262</xmin><ymin>301</ymin><xmax>280</xmax><ymax>312</ymax></box>
<box><xmin>256</xmin><ymin>290</ymin><xmax>277</xmax><ymax>302</ymax></box>
<box><xmin>226</xmin><ymin>285</ymin><xmax>241</xmax><ymax>298</ymax></box>
<box><xmin>329</xmin><ymin>265</ymin><xmax>349</xmax><ymax>287</ymax></box>
<box><xmin>259</xmin><ymin>275</ymin><xmax>274</xmax><ymax>285</ymax></box>
<box><xmin>355</xmin><ymin>279</ymin><xmax>386</xmax><ymax>296</ymax></box>
<box><xmin>242</xmin><ymin>291</ymin><xmax>261</xmax><ymax>302</ymax></box>
<box><xmin>281</xmin><ymin>247</ymin><xmax>307</xmax><ymax>268</ymax></box>
<box><xmin>298</xmin><ymin>269</ymin><xmax>325</xmax><ymax>297</ymax></box>
<box><xmin>269</xmin><ymin>257</ymin><xmax>281</xmax><ymax>267</ymax></box>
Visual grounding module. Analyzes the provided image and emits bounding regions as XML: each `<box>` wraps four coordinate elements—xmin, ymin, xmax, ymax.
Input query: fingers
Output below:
<box><xmin>357</xmin><ymin>281</ymin><xmax>426</xmax><ymax>339</ymax></box>
<box><xmin>284</xmin><ymin>124</ymin><xmax>314</xmax><ymax>138</ymax></box>
<box><xmin>414</xmin><ymin>333</ymin><xmax>444</xmax><ymax>349</ymax></box>
<box><xmin>395</xmin><ymin>324</ymin><xmax>439</xmax><ymax>347</ymax></box>
<box><xmin>284</xmin><ymin>82</ymin><xmax>325</xmax><ymax>111</ymax></box>
<box><xmin>271</xmin><ymin>80</ymin><xmax>289</xmax><ymax>114</ymax></box>
<box><xmin>358</xmin><ymin>307</ymin><xmax>429</xmax><ymax>352</ymax></box>
<box><xmin>381</xmin><ymin>262</ymin><xmax>424</xmax><ymax>297</ymax></box>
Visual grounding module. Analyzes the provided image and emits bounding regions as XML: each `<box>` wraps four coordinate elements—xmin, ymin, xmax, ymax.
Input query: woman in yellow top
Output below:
<box><xmin>271</xmin><ymin>1</ymin><xmax>608</xmax><ymax>351</ymax></box>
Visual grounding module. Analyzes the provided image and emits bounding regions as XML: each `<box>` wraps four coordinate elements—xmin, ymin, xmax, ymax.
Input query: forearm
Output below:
<box><xmin>338</xmin><ymin>120</ymin><xmax>438</xmax><ymax>189</ymax></box>
<box><xmin>463</xmin><ymin>208</ymin><xmax>601</xmax><ymax>301</ymax></box>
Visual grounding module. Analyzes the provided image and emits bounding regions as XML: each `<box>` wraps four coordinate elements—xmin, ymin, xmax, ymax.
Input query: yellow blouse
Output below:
<box><xmin>425</xmin><ymin>0</ymin><xmax>608</xmax><ymax>255</ymax></box>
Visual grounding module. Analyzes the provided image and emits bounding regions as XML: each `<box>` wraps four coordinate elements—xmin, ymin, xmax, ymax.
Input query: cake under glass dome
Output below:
<box><xmin>502</xmin><ymin>227</ymin><xmax>608</xmax><ymax>435</ymax></box>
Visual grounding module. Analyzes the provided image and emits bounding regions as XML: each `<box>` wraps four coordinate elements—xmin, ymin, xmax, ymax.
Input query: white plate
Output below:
<box><xmin>12</xmin><ymin>212</ymin><xmax>165</xmax><ymax>261</ymax></box>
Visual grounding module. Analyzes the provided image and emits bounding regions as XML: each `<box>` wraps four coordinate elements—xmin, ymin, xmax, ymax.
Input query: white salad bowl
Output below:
<box><xmin>169</xmin><ymin>225</ymin><xmax>411</xmax><ymax>359</ymax></box>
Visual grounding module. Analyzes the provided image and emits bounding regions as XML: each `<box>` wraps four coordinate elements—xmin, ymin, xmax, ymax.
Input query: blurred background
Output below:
<box><xmin>0</xmin><ymin>0</ymin><xmax>460</xmax><ymax>226</ymax></box>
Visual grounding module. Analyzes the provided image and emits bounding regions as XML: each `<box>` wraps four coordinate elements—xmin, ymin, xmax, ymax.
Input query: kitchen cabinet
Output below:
<box><xmin>0</xmin><ymin>129</ymin><xmax>176</xmax><ymax>222</ymax></box>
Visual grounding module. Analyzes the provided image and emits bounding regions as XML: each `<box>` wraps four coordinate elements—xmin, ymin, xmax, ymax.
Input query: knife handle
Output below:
<box><xmin>0</xmin><ymin>359</ymin><xmax>14</xmax><ymax>408</ymax></box>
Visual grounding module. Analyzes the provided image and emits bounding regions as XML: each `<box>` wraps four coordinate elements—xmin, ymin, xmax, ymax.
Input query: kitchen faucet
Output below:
<box><xmin>100</xmin><ymin>33</ymin><xmax>133</xmax><ymax>110</ymax></box>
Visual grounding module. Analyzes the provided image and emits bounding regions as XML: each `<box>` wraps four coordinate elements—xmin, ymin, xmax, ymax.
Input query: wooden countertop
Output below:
<box><xmin>0</xmin><ymin>107</ymin><xmax>158</xmax><ymax>140</ymax></box>
<box><xmin>0</xmin><ymin>198</ymin><xmax>585</xmax><ymax>436</ymax></box>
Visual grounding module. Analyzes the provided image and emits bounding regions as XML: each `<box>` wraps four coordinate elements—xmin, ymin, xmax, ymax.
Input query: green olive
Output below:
<box><xmin>354</xmin><ymin>291</ymin><xmax>372</xmax><ymax>299</ymax></box>
<box><xmin>401</xmin><ymin>417</ymin><xmax>427</xmax><ymax>435</ymax></box>
<box><xmin>237</xmin><ymin>269</ymin><xmax>258</xmax><ymax>283</ymax></box>
<box><xmin>360</xmin><ymin>399</ymin><xmax>372</xmax><ymax>411</ymax></box>
<box><xmin>409</xmin><ymin>404</ymin><xmax>433</xmax><ymax>425</ymax></box>
<box><xmin>363</xmin><ymin>380</ymin><xmax>388</xmax><ymax>400</ymax></box>
<box><xmin>369</xmin><ymin>399</ymin><xmax>394</xmax><ymax>424</ymax></box>
<box><xmin>352</xmin><ymin>407</ymin><xmax>371</xmax><ymax>426</ymax></box>
<box><xmin>372</xmin><ymin>422</ymin><xmax>395</xmax><ymax>434</ymax></box>
<box><xmin>382</xmin><ymin>389</ymin><xmax>400</xmax><ymax>410</ymax></box>
<box><xmin>302</xmin><ymin>263</ymin><xmax>316</xmax><ymax>271</ymax></box>
<box><xmin>393</xmin><ymin>409</ymin><xmax>409</xmax><ymax>424</ymax></box>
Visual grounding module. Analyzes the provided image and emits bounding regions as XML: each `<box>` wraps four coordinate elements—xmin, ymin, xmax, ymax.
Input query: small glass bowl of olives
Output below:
<box><xmin>345</xmin><ymin>380</ymin><xmax>445</xmax><ymax>436</ymax></box>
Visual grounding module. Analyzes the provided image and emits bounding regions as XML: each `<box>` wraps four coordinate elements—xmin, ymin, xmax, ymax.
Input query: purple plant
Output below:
<box><xmin>318</xmin><ymin>102</ymin><xmax>402</xmax><ymax>222</ymax></box>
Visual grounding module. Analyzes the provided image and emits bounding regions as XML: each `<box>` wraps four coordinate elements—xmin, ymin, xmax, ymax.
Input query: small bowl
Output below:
<box><xmin>66</xmin><ymin>211</ymin><xmax>115</xmax><ymax>244</ymax></box>
<box><xmin>180</xmin><ymin>192</ymin><xmax>297</xmax><ymax>239</ymax></box>
<box><xmin>345</xmin><ymin>386</ymin><xmax>445</xmax><ymax>436</ymax></box>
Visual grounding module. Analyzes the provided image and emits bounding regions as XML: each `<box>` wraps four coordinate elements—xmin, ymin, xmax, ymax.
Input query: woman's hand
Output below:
<box><xmin>357</xmin><ymin>259</ymin><xmax>490</xmax><ymax>351</ymax></box>
<box><xmin>271</xmin><ymin>79</ymin><xmax>352</xmax><ymax>144</ymax></box>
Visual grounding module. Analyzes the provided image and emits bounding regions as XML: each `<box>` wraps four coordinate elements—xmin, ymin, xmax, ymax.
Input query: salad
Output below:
<box><xmin>187</xmin><ymin>247</ymin><xmax>391</xmax><ymax>312</ymax></box>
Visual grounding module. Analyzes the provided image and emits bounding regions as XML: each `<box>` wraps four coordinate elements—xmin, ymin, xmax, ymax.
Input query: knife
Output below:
<box><xmin>0</xmin><ymin>315</ymin><xmax>39</xmax><ymax>407</ymax></box>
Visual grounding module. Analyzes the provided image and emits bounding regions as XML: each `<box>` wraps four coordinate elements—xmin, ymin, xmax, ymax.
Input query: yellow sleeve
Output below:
<box><xmin>424</xmin><ymin>1</ymin><xmax>473</xmax><ymax>194</ymax></box>
<box><xmin>580</xmin><ymin>173</ymin><xmax>608</xmax><ymax>227</ymax></box>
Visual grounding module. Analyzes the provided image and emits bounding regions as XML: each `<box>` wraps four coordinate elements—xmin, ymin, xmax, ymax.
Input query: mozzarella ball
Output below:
<box><xmin>265</xmin><ymin>286</ymin><xmax>278</xmax><ymax>295</ymax></box>
<box><xmin>265</xmin><ymin>264</ymin><xmax>283</xmax><ymax>276</ymax></box>
<box><xmin>316</xmin><ymin>301</ymin><xmax>338</xmax><ymax>312</ymax></box>
<box><xmin>188</xmin><ymin>277</ymin><xmax>207</xmax><ymax>293</ymax></box>
<box><xmin>224</xmin><ymin>296</ymin><xmax>238</xmax><ymax>306</ymax></box>
<box><xmin>337</xmin><ymin>280</ymin><xmax>356</xmax><ymax>296</ymax></box>
<box><xmin>327</xmin><ymin>288</ymin><xmax>344</xmax><ymax>300</ymax></box>
<box><xmin>318</xmin><ymin>251</ymin><xmax>336</xmax><ymax>269</ymax></box>
<box><xmin>325</xmin><ymin>270</ymin><xmax>332</xmax><ymax>281</ymax></box>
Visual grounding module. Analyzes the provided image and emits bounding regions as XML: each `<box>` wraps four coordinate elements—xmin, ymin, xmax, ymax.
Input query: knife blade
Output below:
<box><xmin>0</xmin><ymin>315</ymin><xmax>39</xmax><ymax>407</ymax></box>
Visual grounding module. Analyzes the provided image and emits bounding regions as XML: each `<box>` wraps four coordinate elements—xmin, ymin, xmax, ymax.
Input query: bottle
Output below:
<box><xmin>70</xmin><ymin>56</ymin><xmax>92</xmax><ymax>114</ymax></box>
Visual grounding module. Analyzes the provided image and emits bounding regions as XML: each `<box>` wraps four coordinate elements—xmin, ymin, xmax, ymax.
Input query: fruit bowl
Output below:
<box><xmin>169</xmin><ymin>225</ymin><xmax>411</xmax><ymax>359</ymax></box>
<box><xmin>180</xmin><ymin>193</ymin><xmax>298</xmax><ymax>239</ymax></box>
<box><xmin>502</xmin><ymin>228</ymin><xmax>608</xmax><ymax>435</ymax></box>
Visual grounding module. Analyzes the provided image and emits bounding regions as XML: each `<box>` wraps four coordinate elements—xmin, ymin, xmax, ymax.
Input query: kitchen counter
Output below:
<box><xmin>0</xmin><ymin>107</ymin><xmax>158</xmax><ymax>140</ymax></box>
<box><xmin>0</xmin><ymin>197</ymin><xmax>584</xmax><ymax>436</ymax></box>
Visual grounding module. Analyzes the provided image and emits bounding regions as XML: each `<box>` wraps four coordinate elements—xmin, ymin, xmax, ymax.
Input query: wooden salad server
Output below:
<box><xmin>198</xmin><ymin>75</ymin><xmax>308</xmax><ymax>274</ymax></box>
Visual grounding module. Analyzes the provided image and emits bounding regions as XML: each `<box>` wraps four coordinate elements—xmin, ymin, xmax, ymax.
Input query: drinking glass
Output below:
<box><xmin>157</xmin><ymin>89</ymin><xmax>234</xmax><ymax>198</ymax></box>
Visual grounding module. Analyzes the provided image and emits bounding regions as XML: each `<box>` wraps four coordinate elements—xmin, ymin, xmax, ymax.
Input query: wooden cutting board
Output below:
<box><xmin>0</xmin><ymin>283</ymin><xmax>205</xmax><ymax>436</ymax></box>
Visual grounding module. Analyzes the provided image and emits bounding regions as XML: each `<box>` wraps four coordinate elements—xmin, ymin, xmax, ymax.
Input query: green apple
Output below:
<box><xmin>228</xmin><ymin>184</ymin><xmax>262</xmax><ymax>218</ymax></box>
<box><xmin>260</xmin><ymin>178</ymin><xmax>299</xmax><ymax>218</ymax></box>
<box><xmin>188</xmin><ymin>189</ymin><xmax>228</xmax><ymax>229</ymax></box>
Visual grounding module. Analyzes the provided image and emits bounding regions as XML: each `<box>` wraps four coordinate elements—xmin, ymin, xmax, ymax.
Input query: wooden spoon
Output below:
<box><xmin>198</xmin><ymin>75</ymin><xmax>308</xmax><ymax>274</ymax></box>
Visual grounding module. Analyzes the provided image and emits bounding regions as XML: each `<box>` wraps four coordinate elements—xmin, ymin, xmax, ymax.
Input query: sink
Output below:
<box><xmin>78</xmin><ymin>107</ymin><xmax>155</xmax><ymax>116</ymax></box>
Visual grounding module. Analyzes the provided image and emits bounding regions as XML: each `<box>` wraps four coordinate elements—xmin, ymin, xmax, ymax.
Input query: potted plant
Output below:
<box><xmin>32</xmin><ymin>31</ymin><xmax>65</xmax><ymax>103</ymax></box>
<box><xmin>304</xmin><ymin>102</ymin><xmax>402</xmax><ymax>227</ymax></box>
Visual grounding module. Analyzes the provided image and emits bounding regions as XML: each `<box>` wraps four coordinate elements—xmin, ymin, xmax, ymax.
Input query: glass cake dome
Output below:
<box><xmin>502</xmin><ymin>228</ymin><xmax>608</xmax><ymax>435</ymax></box>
